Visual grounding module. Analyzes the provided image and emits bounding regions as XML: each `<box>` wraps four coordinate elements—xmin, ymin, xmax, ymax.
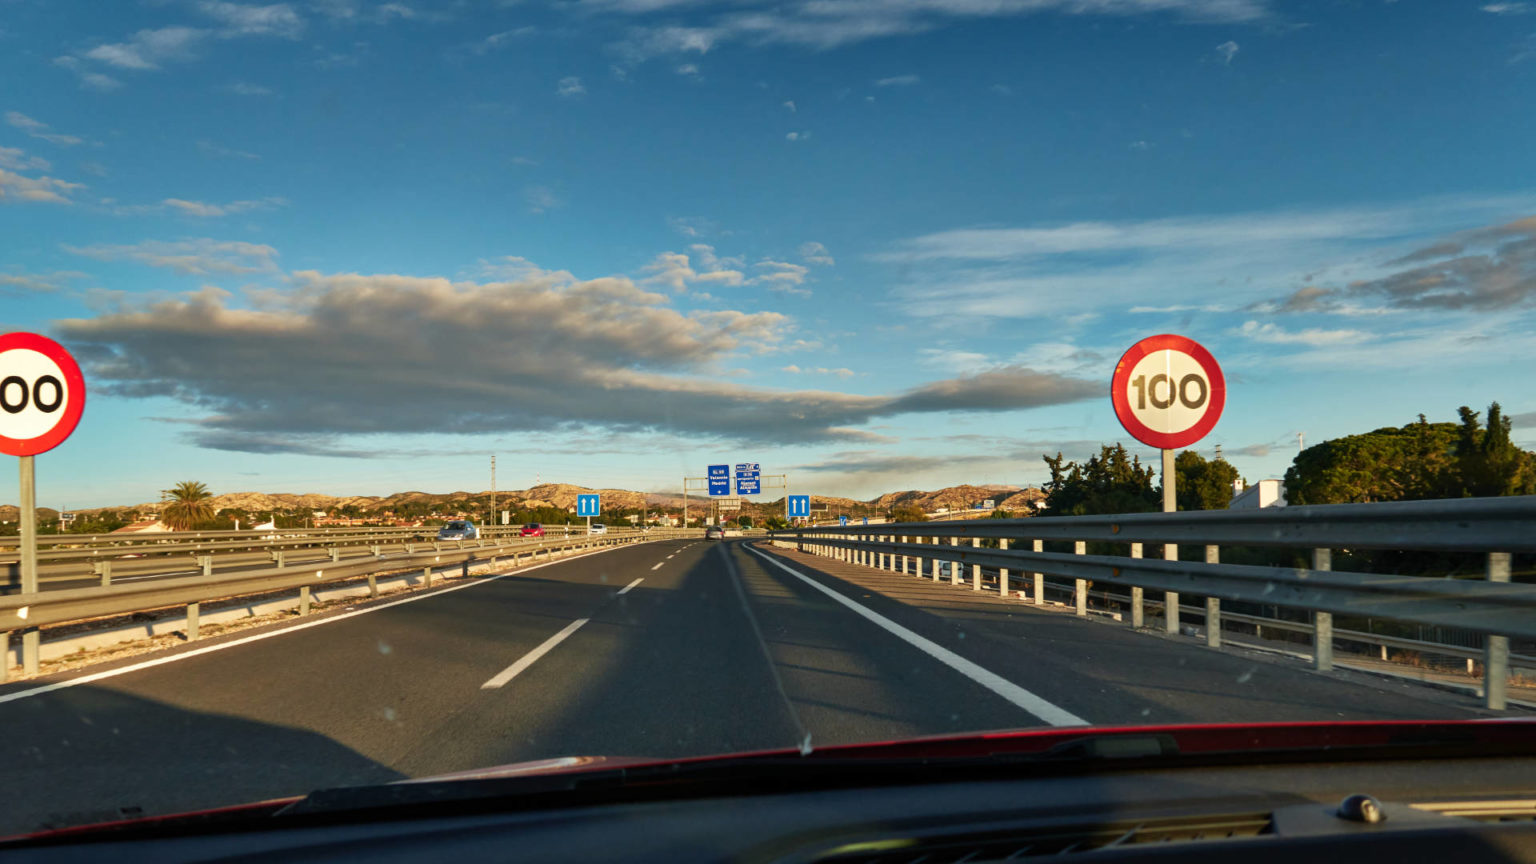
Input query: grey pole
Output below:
<box><xmin>1313</xmin><ymin>548</ymin><xmax>1333</xmax><ymax>671</ymax></box>
<box><xmin>1162</xmin><ymin>448</ymin><xmax>1180</xmax><ymax>635</ymax></box>
<box><xmin>19</xmin><ymin>454</ymin><xmax>40</xmax><ymax>676</ymax></box>
<box><xmin>1486</xmin><ymin>552</ymin><xmax>1512</xmax><ymax>710</ymax></box>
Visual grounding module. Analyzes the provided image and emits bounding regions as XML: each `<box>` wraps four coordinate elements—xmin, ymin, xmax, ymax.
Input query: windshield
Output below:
<box><xmin>1</xmin><ymin>0</ymin><xmax>1533</xmax><ymax>839</ymax></box>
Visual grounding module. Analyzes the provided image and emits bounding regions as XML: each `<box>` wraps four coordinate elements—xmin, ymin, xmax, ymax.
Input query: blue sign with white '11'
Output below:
<box><xmin>787</xmin><ymin>495</ymin><xmax>810</xmax><ymax>518</ymax></box>
<box><xmin>576</xmin><ymin>494</ymin><xmax>600</xmax><ymax>517</ymax></box>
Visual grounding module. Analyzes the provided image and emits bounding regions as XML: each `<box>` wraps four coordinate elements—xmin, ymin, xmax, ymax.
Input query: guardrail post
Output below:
<box><xmin>200</xmin><ymin>555</ymin><xmax>213</xmax><ymax>577</ymax></box>
<box><xmin>972</xmin><ymin>537</ymin><xmax>982</xmax><ymax>591</ymax></box>
<box><xmin>21</xmin><ymin>629</ymin><xmax>38</xmax><ymax>677</ymax></box>
<box><xmin>1032</xmin><ymin>539</ymin><xmax>1044</xmax><ymax>604</ymax></box>
<box><xmin>999</xmin><ymin>538</ymin><xmax>1010</xmax><ymax>598</ymax></box>
<box><xmin>1129</xmin><ymin>543</ymin><xmax>1144</xmax><ymax>628</ymax></box>
<box><xmin>186</xmin><ymin>602</ymin><xmax>200</xmax><ymax>641</ymax></box>
<box><xmin>1074</xmin><ymin>541</ymin><xmax>1087</xmax><ymax>616</ymax></box>
<box><xmin>1486</xmin><ymin>551</ymin><xmax>1512</xmax><ymax>710</ymax></box>
<box><xmin>273</xmin><ymin>550</ymin><xmax>286</xmax><ymax>568</ymax></box>
<box><xmin>950</xmin><ymin>537</ymin><xmax>961</xmax><ymax>586</ymax></box>
<box><xmin>1312</xmin><ymin>548</ymin><xmax>1333</xmax><ymax>671</ymax></box>
<box><xmin>299</xmin><ymin>585</ymin><xmax>311</xmax><ymax>616</ymax></box>
<box><xmin>461</xmin><ymin>560</ymin><xmax>470</xmax><ymax>579</ymax></box>
<box><xmin>423</xmin><ymin>566</ymin><xmax>433</xmax><ymax>588</ymax></box>
<box><xmin>330</xmin><ymin>548</ymin><xmax>341</xmax><ymax>563</ymax></box>
<box><xmin>1164</xmin><ymin>537</ymin><xmax>1180</xmax><ymax>635</ymax></box>
<box><xmin>95</xmin><ymin>559</ymin><xmax>112</xmax><ymax>587</ymax></box>
<box><xmin>372</xmin><ymin>544</ymin><xmax>381</xmax><ymax>557</ymax></box>
<box><xmin>1204</xmin><ymin>545</ymin><xmax>1221</xmax><ymax>647</ymax></box>
<box><xmin>932</xmin><ymin>546</ymin><xmax>941</xmax><ymax>582</ymax></box>
<box><xmin>405</xmin><ymin>543</ymin><xmax>414</xmax><ymax>554</ymax></box>
<box><xmin>1</xmin><ymin>631</ymin><xmax>8</xmax><ymax>682</ymax></box>
<box><xmin>899</xmin><ymin>536</ymin><xmax>907</xmax><ymax>575</ymax></box>
<box><xmin>368</xmin><ymin>573</ymin><xmax>379</xmax><ymax>598</ymax></box>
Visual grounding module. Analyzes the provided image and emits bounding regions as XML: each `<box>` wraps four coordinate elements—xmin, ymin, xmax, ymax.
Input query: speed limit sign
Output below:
<box><xmin>0</xmin><ymin>332</ymin><xmax>86</xmax><ymax>456</ymax></box>
<box><xmin>1110</xmin><ymin>334</ymin><xmax>1224</xmax><ymax>450</ymax></box>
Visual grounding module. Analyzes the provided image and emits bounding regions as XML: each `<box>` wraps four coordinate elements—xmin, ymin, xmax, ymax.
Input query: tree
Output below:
<box><xmin>1174</xmin><ymin>451</ymin><xmax>1243</xmax><ymax>511</ymax></box>
<box><xmin>891</xmin><ymin>506</ymin><xmax>928</xmax><ymax>523</ymax></box>
<box><xmin>162</xmin><ymin>481</ymin><xmax>215</xmax><ymax>530</ymax></box>
<box><xmin>1284</xmin><ymin>403</ymin><xmax>1536</xmax><ymax>504</ymax></box>
<box><xmin>736</xmin><ymin>514</ymin><xmax>752</xmax><ymax>528</ymax></box>
<box><xmin>1040</xmin><ymin>445</ymin><xmax>1158</xmax><ymax>516</ymax></box>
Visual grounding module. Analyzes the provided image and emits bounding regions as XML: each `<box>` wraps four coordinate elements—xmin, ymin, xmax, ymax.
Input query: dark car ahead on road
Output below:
<box><xmin>704</xmin><ymin>526</ymin><xmax>724</xmax><ymax>540</ymax></box>
<box><xmin>519</xmin><ymin>523</ymin><xmax>545</xmax><ymax>538</ymax></box>
<box><xmin>437</xmin><ymin>520</ymin><xmax>478</xmax><ymax>540</ymax></box>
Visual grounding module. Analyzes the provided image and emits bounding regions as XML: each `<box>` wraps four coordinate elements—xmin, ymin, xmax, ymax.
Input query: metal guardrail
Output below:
<box><xmin>768</xmin><ymin>495</ymin><xmax>1536</xmax><ymax>710</ymax></box>
<box><xmin>1</xmin><ymin>528</ymin><xmax>691</xmax><ymax>680</ymax></box>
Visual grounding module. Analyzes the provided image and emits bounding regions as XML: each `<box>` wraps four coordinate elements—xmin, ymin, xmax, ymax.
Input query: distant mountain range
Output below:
<box><xmin>2</xmin><ymin>482</ymin><xmax>1042</xmax><ymax>521</ymax></box>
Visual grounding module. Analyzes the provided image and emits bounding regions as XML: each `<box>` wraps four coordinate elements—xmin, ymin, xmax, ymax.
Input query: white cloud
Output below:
<box><xmin>1235</xmin><ymin>320</ymin><xmax>1369</xmax><ymax>346</ymax></box>
<box><xmin>63</xmin><ymin>238</ymin><xmax>281</xmax><ymax>275</ymax></box>
<box><xmin>0</xmin><ymin>166</ymin><xmax>86</xmax><ymax>204</ymax></box>
<box><xmin>197</xmin><ymin>140</ymin><xmax>262</xmax><ymax>160</ymax></box>
<box><xmin>799</xmin><ymin>241</ymin><xmax>835</xmax><ymax>266</ymax></box>
<box><xmin>197</xmin><ymin>2</ymin><xmax>305</xmax><ymax>38</ymax></box>
<box><xmin>991</xmin><ymin>83</ymin><xmax>1013</xmax><ymax>96</ymax></box>
<box><xmin>880</xmin><ymin>195</ymin><xmax>1536</xmax><ymax>321</ymax></box>
<box><xmin>785</xmin><ymin>130</ymin><xmax>811</xmax><ymax>141</ymax></box>
<box><xmin>753</xmin><ymin>259</ymin><xmax>811</xmax><ymax>295</ymax></box>
<box><xmin>676</xmin><ymin>62</ymin><xmax>699</xmax><ymax>75</ymax></box>
<box><xmin>642</xmin><ymin>245</ymin><xmax>746</xmax><ymax>292</ymax></box>
<box><xmin>161</xmin><ymin>196</ymin><xmax>286</xmax><ymax>217</ymax></box>
<box><xmin>471</xmin><ymin>27</ymin><xmax>535</xmax><ymax>54</ymax></box>
<box><xmin>1481</xmin><ymin>3</ymin><xmax>1531</xmax><ymax>13</ymax></box>
<box><xmin>874</xmin><ymin>74</ymin><xmax>919</xmax><ymax>86</ymax></box>
<box><xmin>5</xmin><ymin>112</ymin><xmax>86</xmax><ymax>146</ymax></box>
<box><xmin>557</xmin><ymin>76</ymin><xmax>586</xmax><ymax>97</ymax></box>
<box><xmin>525</xmin><ymin>186</ymin><xmax>562</xmax><ymax>213</ymax></box>
<box><xmin>613</xmin><ymin>0</ymin><xmax>1269</xmax><ymax>58</ymax></box>
<box><xmin>1216</xmin><ymin>40</ymin><xmax>1239</xmax><ymax>64</ymax></box>
<box><xmin>0</xmin><ymin>271</ymin><xmax>83</xmax><ymax>295</ymax></box>
<box><xmin>83</xmin><ymin>26</ymin><xmax>207</xmax><ymax>69</ymax></box>
<box><xmin>1129</xmin><ymin>140</ymin><xmax>1151</xmax><ymax>150</ymax></box>
<box><xmin>782</xmin><ymin>100</ymin><xmax>796</xmax><ymax>112</ymax></box>
<box><xmin>225</xmin><ymin>81</ymin><xmax>275</xmax><ymax>95</ymax></box>
<box><xmin>0</xmin><ymin>146</ymin><xmax>50</xmax><ymax>172</ymax></box>
<box><xmin>782</xmin><ymin>364</ymin><xmax>856</xmax><ymax>378</ymax></box>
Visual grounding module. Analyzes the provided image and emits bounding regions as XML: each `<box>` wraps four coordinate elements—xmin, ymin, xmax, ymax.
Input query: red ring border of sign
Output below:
<box><xmin>0</xmin><ymin>332</ymin><xmax>87</xmax><ymax>457</ymax></box>
<box><xmin>1110</xmin><ymin>333</ymin><xmax>1225</xmax><ymax>451</ymax></box>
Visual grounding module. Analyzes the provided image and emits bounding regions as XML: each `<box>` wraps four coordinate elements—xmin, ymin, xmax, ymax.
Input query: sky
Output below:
<box><xmin>2</xmin><ymin>0</ymin><xmax>1535</xmax><ymax>509</ymax></box>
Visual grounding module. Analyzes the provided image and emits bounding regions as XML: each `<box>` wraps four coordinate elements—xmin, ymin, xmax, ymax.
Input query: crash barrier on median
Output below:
<box><xmin>767</xmin><ymin>495</ymin><xmax>1536</xmax><ymax>711</ymax></box>
<box><xmin>0</xmin><ymin>529</ymin><xmax>691</xmax><ymax>680</ymax></box>
<box><xmin>1</xmin><ymin>526</ymin><xmax>660</xmax><ymax>587</ymax></box>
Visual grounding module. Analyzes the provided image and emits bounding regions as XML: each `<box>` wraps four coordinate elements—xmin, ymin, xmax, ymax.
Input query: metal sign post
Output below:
<box><xmin>0</xmin><ymin>333</ymin><xmax>88</xmax><ymax>678</ymax></box>
<box><xmin>1111</xmin><ymin>333</ymin><xmax>1225</xmax><ymax>636</ymax></box>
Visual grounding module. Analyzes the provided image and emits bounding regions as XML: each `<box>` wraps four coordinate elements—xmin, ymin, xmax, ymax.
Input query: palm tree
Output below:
<box><xmin>162</xmin><ymin>481</ymin><xmax>215</xmax><ymax>531</ymax></box>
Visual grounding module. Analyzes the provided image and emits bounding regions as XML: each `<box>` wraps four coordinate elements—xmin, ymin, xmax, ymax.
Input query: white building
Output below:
<box><xmin>1230</xmin><ymin>478</ymin><xmax>1286</xmax><ymax>509</ymax></box>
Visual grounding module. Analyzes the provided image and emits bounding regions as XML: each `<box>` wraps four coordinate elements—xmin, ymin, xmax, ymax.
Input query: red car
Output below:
<box><xmin>519</xmin><ymin>523</ymin><xmax>544</xmax><ymax>537</ymax></box>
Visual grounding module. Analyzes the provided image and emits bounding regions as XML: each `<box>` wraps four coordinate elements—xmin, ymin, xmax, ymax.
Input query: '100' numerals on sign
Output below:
<box><xmin>1129</xmin><ymin>373</ymin><xmax>1208</xmax><ymax>411</ymax></box>
<box><xmin>0</xmin><ymin>375</ymin><xmax>65</xmax><ymax>415</ymax></box>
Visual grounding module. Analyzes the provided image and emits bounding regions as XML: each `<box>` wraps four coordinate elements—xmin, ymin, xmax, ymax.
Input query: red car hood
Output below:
<box><xmin>11</xmin><ymin>718</ymin><xmax>1536</xmax><ymax>844</ymax></box>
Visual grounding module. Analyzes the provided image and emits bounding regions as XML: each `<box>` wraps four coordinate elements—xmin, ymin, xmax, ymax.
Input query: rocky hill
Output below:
<box><xmin>9</xmin><ymin>482</ymin><xmax>1044</xmax><ymax>520</ymax></box>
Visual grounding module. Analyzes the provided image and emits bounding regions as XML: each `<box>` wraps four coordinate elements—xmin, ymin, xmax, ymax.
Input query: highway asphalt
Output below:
<box><xmin>0</xmin><ymin>538</ymin><xmax>1492</xmax><ymax>835</ymax></box>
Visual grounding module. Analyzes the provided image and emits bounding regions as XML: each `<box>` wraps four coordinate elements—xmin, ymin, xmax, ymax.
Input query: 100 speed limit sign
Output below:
<box><xmin>0</xmin><ymin>332</ymin><xmax>86</xmax><ymax>457</ymax></box>
<box><xmin>1110</xmin><ymin>334</ymin><xmax>1225</xmax><ymax>450</ymax></box>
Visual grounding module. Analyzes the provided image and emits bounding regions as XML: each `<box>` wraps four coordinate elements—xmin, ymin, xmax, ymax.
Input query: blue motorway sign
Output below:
<box><xmin>787</xmin><ymin>495</ymin><xmax>810</xmax><ymax>518</ymax></box>
<box><xmin>838</xmin><ymin>515</ymin><xmax>848</xmax><ymax>526</ymax></box>
<box><xmin>736</xmin><ymin>476</ymin><xmax>761</xmax><ymax>495</ymax></box>
<box><xmin>862</xmin><ymin>517</ymin><xmax>869</xmax><ymax>525</ymax></box>
<box><xmin>708</xmin><ymin>464</ymin><xmax>730</xmax><ymax>496</ymax></box>
<box><xmin>734</xmin><ymin>462</ymin><xmax>760</xmax><ymax>475</ymax></box>
<box><xmin>576</xmin><ymin>494</ymin><xmax>600</xmax><ymax>517</ymax></box>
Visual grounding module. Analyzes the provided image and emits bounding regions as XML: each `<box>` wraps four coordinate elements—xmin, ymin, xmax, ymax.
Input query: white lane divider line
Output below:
<box><xmin>480</xmin><ymin>618</ymin><xmax>590</xmax><ymax>690</ymax></box>
<box><xmin>650</xmin><ymin>561</ymin><xmax>665</xmax><ymax>571</ymax></box>
<box><xmin>617</xmin><ymin>578</ymin><xmax>643</xmax><ymax>595</ymax></box>
<box><xmin>746</xmin><ymin>545</ymin><xmax>1088</xmax><ymax>727</ymax></box>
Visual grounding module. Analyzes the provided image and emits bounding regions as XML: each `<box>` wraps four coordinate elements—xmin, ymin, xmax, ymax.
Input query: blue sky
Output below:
<box><xmin>3</xmin><ymin>0</ymin><xmax>1535</xmax><ymax>509</ymax></box>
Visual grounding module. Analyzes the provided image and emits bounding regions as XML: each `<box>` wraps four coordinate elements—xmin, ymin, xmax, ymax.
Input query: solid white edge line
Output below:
<box><xmin>479</xmin><ymin>618</ymin><xmax>590</xmax><ymax>690</ymax></box>
<box><xmin>0</xmin><ymin>542</ymin><xmax>648</xmax><ymax>706</ymax></box>
<box><xmin>617</xmin><ymin>578</ymin><xmax>643</xmax><ymax>595</ymax></box>
<box><xmin>745</xmin><ymin>544</ymin><xmax>1089</xmax><ymax>727</ymax></box>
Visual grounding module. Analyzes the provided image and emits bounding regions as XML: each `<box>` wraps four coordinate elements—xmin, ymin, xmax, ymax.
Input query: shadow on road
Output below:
<box><xmin>1</xmin><ymin>685</ymin><xmax>405</xmax><ymax>837</ymax></box>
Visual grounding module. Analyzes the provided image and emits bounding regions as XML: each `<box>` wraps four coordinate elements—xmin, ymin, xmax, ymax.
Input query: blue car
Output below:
<box><xmin>437</xmin><ymin>520</ymin><xmax>478</xmax><ymax>540</ymax></box>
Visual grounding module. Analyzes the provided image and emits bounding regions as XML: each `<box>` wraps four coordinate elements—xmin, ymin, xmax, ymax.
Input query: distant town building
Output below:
<box><xmin>1230</xmin><ymin>478</ymin><xmax>1287</xmax><ymax>509</ymax></box>
<box><xmin>111</xmin><ymin>520</ymin><xmax>170</xmax><ymax>534</ymax></box>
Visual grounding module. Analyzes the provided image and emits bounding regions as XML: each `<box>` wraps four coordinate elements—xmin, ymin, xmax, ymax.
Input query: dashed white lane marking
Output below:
<box><xmin>480</xmin><ymin>618</ymin><xmax>590</xmax><ymax>690</ymax></box>
<box><xmin>617</xmin><ymin>578</ymin><xmax>643</xmax><ymax>595</ymax></box>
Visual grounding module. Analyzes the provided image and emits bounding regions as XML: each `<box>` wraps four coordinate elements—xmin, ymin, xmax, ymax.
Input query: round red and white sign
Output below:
<box><xmin>1110</xmin><ymin>334</ymin><xmax>1224</xmax><ymax>450</ymax></box>
<box><xmin>0</xmin><ymin>332</ymin><xmax>86</xmax><ymax>457</ymax></box>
